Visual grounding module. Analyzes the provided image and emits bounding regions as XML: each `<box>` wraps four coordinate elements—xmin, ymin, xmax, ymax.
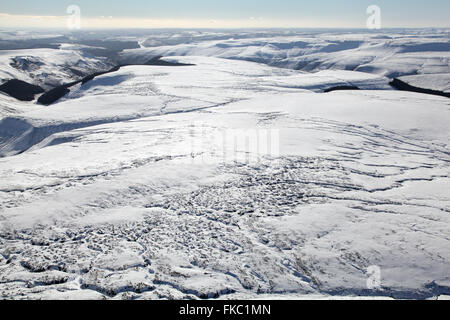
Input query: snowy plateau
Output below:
<box><xmin>0</xmin><ymin>29</ymin><xmax>449</xmax><ymax>300</ymax></box>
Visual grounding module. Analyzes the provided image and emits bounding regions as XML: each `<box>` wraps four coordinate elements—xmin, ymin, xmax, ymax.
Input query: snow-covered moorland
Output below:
<box><xmin>120</xmin><ymin>29</ymin><xmax>450</xmax><ymax>91</ymax></box>
<box><xmin>0</xmin><ymin>30</ymin><xmax>449</xmax><ymax>300</ymax></box>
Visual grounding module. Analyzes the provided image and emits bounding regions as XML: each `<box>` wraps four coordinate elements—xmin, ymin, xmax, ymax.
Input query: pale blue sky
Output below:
<box><xmin>1</xmin><ymin>0</ymin><xmax>449</xmax><ymax>28</ymax></box>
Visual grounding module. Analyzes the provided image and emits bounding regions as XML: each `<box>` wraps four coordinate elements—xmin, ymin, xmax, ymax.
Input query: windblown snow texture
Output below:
<box><xmin>0</xmin><ymin>29</ymin><xmax>449</xmax><ymax>300</ymax></box>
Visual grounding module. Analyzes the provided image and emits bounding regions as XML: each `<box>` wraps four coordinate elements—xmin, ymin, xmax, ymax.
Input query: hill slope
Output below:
<box><xmin>0</xmin><ymin>56</ymin><xmax>449</xmax><ymax>299</ymax></box>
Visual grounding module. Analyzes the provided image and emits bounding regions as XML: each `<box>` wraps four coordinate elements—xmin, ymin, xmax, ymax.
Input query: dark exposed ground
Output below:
<box><xmin>390</xmin><ymin>78</ymin><xmax>450</xmax><ymax>98</ymax></box>
<box><xmin>36</xmin><ymin>86</ymin><xmax>71</xmax><ymax>106</ymax></box>
<box><xmin>0</xmin><ymin>79</ymin><xmax>44</xmax><ymax>101</ymax></box>
<box><xmin>324</xmin><ymin>86</ymin><xmax>360</xmax><ymax>93</ymax></box>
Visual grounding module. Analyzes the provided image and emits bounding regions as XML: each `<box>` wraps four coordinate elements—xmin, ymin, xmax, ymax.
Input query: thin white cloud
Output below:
<box><xmin>0</xmin><ymin>12</ymin><xmax>364</xmax><ymax>29</ymax></box>
<box><xmin>0</xmin><ymin>12</ymin><xmax>446</xmax><ymax>29</ymax></box>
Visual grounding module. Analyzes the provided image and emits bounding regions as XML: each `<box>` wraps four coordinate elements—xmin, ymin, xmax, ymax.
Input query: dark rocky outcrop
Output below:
<box><xmin>0</xmin><ymin>79</ymin><xmax>45</xmax><ymax>101</ymax></box>
<box><xmin>143</xmin><ymin>56</ymin><xmax>195</xmax><ymax>67</ymax></box>
<box><xmin>324</xmin><ymin>85</ymin><xmax>360</xmax><ymax>93</ymax></box>
<box><xmin>80</xmin><ymin>66</ymin><xmax>121</xmax><ymax>85</ymax></box>
<box><xmin>37</xmin><ymin>86</ymin><xmax>71</xmax><ymax>106</ymax></box>
<box><xmin>389</xmin><ymin>78</ymin><xmax>450</xmax><ymax>98</ymax></box>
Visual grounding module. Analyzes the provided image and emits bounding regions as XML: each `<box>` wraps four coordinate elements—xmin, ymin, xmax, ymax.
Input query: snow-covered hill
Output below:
<box><xmin>122</xmin><ymin>32</ymin><xmax>450</xmax><ymax>73</ymax></box>
<box><xmin>120</xmin><ymin>29</ymin><xmax>450</xmax><ymax>92</ymax></box>
<box><xmin>0</xmin><ymin>55</ymin><xmax>449</xmax><ymax>300</ymax></box>
<box><xmin>0</xmin><ymin>57</ymin><xmax>390</xmax><ymax>157</ymax></box>
<box><xmin>0</xmin><ymin>47</ymin><xmax>111</xmax><ymax>89</ymax></box>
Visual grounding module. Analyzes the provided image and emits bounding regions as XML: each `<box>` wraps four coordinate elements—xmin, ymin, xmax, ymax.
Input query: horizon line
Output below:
<box><xmin>2</xmin><ymin>26</ymin><xmax>450</xmax><ymax>31</ymax></box>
